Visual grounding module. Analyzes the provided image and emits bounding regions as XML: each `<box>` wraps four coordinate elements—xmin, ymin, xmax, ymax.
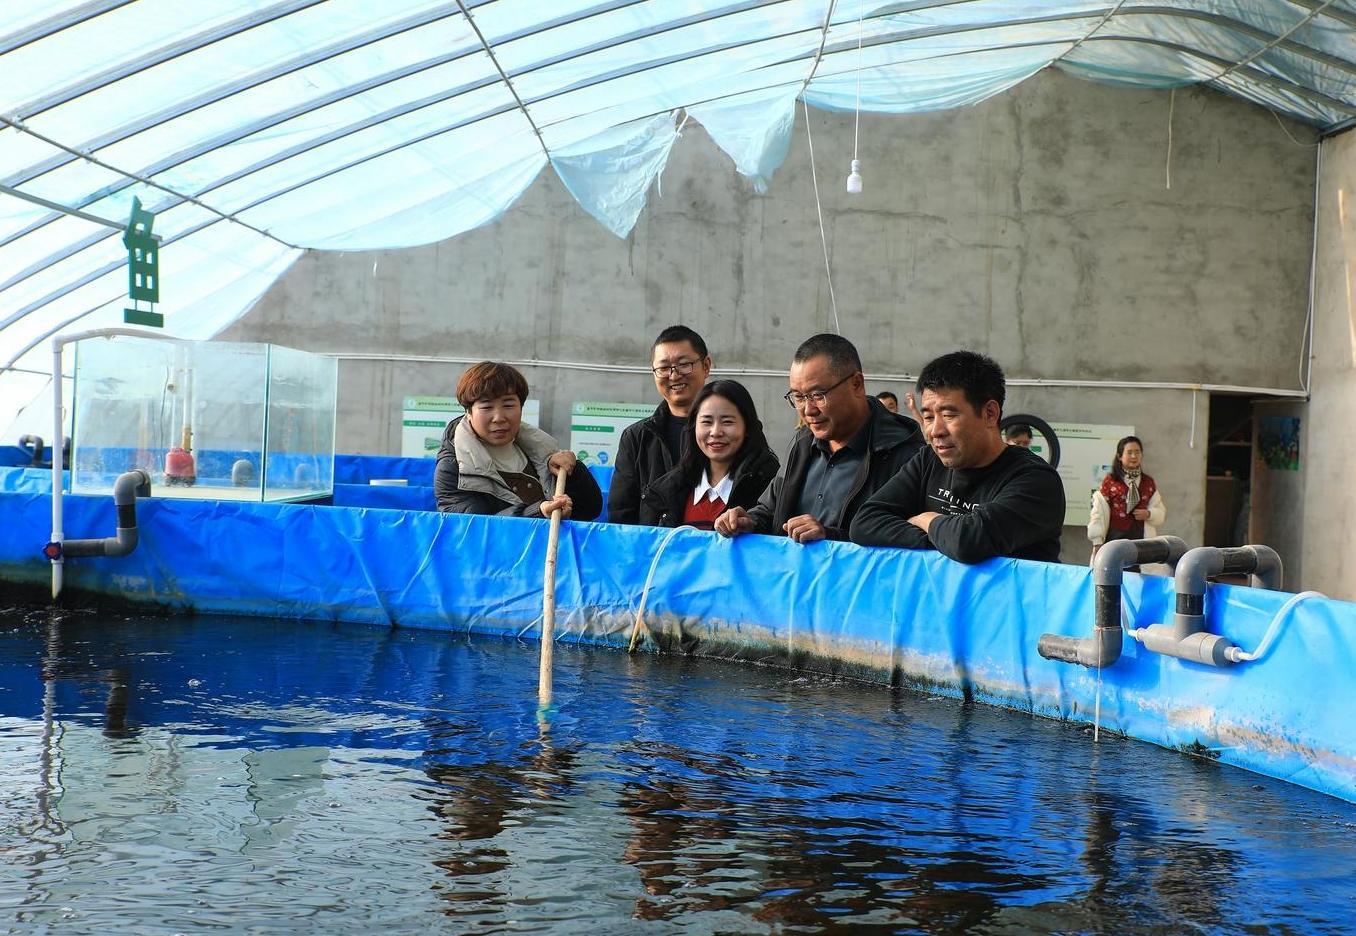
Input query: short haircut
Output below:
<box><xmin>1004</xmin><ymin>423</ymin><xmax>1032</xmax><ymax>439</ymax></box>
<box><xmin>793</xmin><ymin>333</ymin><xmax>862</xmax><ymax>377</ymax></box>
<box><xmin>652</xmin><ymin>325</ymin><xmax>708</xmax><ymax>359</ymax></box>
<box><xmin>456</xmin><ymin>361</ymin><xmax>529</xmax><ymax>408</ymax></box>
<box><xmin>876</xmin><ymin>391</ymin><xmax>898</xmax><ymax>404</ymax></box>
<box><xmin>916</xmin><ymin>350</ymin><xmax>1006</xmax><ymax>415</ymax></box>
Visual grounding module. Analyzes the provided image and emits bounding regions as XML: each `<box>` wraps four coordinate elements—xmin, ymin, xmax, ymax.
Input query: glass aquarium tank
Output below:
<box><xmin>70</xmin><ymin>336</ymin><xmax>336</xmax><ymax>502</ymax></box>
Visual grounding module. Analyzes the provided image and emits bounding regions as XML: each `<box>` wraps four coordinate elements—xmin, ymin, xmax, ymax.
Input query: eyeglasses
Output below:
<box><xmin>652</xmin><ymin>359</ymin><xmax>701</xmax><ymax>378</ymax></box>
<box><xmin>784</xmin><ymin>373</ymin><xmax>854</xmax><ymax>409</ymax></box>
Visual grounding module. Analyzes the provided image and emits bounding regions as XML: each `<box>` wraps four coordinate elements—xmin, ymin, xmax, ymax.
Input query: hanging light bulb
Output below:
<box><xmin>845</xmin><ymin>5</ymin><xmax>865</xmax><ymax>195</ymax></box>
<box><xmin>846</xmin><ymin>159</ymin><xmax>862</xmax><ymax>194</ymax></box>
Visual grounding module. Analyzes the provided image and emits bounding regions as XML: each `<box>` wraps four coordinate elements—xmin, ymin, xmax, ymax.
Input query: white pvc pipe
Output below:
<box><xmin>325</xmin><ymin>352</ymin><xmax>1311</xmax><ymax>399</ymax></box>
<box><xmin>50</xmin><ymin>341</ymin><xmax>62</xmax><ymax>600</ymax></box>
<box><xmin>48</xmin><ymin>328</ymin><xmax>171</xmax><ymax>600</ymax></box>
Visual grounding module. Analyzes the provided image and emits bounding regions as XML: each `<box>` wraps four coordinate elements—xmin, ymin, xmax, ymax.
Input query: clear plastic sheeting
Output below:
<box><xmin>689</xmin><ymin>87</ymin><xmax>800</xmax><ymax>193</ymax></box>
<box><xmin>0</xmin><ymin>488</ymin><xmax>1353</xmax><ymax>803</ymax></box>
<box><xmin>550</xmin><ymin>114</ymin><xmax>682</xmax><ymax>237</ymax></box>
<box><xmin>1</xmin><ymin>1</ymin><xmax>1353</xmax><ymax>434</ymax></box>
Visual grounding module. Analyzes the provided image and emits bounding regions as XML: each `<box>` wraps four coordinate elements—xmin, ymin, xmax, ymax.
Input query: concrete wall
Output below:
<box><xmin>1298</xmin><ymin>130</ymin><xmax>1356</xmax><ymax>600</ymax></box>
<box><xmin>225</xmin><ymin>69</ymin><xmax>1317</xmax><ymax>561</ymax></box>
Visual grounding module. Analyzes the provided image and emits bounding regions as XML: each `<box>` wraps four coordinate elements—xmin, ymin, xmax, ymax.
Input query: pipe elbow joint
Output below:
<box><xmin>63</xmin><ymin>469</ymin><xmax>149</xmax><ymax>560</ymax></box>
<box><xmin>112</xmin><ymin>468</ymin><xmax>152</xmax><ymax>502</ymax></box>
<box><xmin>1093</xmin><ymin>536</ymin><xmax>1186</xmax><ymax>586</ymax></box>
<box><xmin>1044</xmin><ymin>536</ymin><xmax>1183</xmax><ymax>669</ymax></box>
<box><xmin>1246</xmin><ymin>544</ymin><xmax>1284</xmax><ymax>591</ymax></box>
<box><xmin>1038</xmin><ymin>627</ymin><xmax>1122</xmax><ymax>668</ymax></box>
<box><xmin>1092</xmin><ymin>539</ymin><xmax>1141</xmax><ymax>585</ymax></box>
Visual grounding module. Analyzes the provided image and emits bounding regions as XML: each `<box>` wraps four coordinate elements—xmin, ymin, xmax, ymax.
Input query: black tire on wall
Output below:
<box><xmin>1000</xmin><ymin>414</ymin><xmax>1060</xmax><ymax>469</ymax></box>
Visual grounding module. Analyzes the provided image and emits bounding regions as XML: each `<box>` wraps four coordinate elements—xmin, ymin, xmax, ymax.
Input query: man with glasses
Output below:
<box><xmin>608</xmin><ymin>325</ymin><xmax>713</xmax><ymax>524</ymax></box>
<box><xmin>714</xmin><ymin>334</ymin><xmax>924</xmax><ymax>543</ymax></box>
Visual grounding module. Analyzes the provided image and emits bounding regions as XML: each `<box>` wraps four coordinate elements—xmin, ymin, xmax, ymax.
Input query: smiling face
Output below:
<box><xmin>693</xmin><ymin>393</ymin><xmax>747</xmax><ymax>473</ymax></box>
<box><xmin>467</xmin><ymin>394</ymin><xmax>523</xmax><ymax>447</ymax></box>
<box><xmin>1118</xmin><ymin>440</ymin><xmax>1143</xmax><ymax>472</ymax></box>
<box><xmin>651</xmin><ymin>340</ymin><xmax>711</xmax><ymax>417</ymax></box>
<box><xmin>787</xmin><ymin>355</ymin><xmax>866</xmax><ymax>446</ymax></box>
<box><xmin>920</xmin><ymin>387</ymin><xmax>1003</xmax><ymax>469</ymax></box>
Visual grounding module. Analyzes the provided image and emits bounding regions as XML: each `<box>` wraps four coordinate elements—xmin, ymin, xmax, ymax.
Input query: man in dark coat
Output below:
<box><xmin>714</xmin><ymin>334</ymin><xmax>926</xmax><ymax>544</ymax></box>
<box><xmin>607</xmin><ymin>325</ymin><xmax>711</xmax><ymax>524</ymax></box>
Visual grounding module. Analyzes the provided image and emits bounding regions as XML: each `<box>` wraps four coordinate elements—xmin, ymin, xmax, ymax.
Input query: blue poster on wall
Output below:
<box><xmin>1259</xmin><ymin>417</ymin><xmax>1301</xmax><ymax>470</ymax></box>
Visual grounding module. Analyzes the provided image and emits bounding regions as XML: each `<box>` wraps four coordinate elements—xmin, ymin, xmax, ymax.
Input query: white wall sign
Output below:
<box><xmin>1047</xmin><ymin>422</ymin><xmax>1136</xmax><ymax>526</ymax></box>
<box><xmin>569</xmin><ymin>402</ymin><xmax>656</xmax><ymax>467</ymax></box>
<box><xmin>400</xmin><ymin>395</ymin><xmax>540</xmax><ymax>457</ymax></box>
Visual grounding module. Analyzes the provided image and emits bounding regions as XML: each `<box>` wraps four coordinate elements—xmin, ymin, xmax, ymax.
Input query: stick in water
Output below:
<box><xmin>539</xmin><ymin>466</ymin><xmax>570</xmax><ymax>708</ymax></box>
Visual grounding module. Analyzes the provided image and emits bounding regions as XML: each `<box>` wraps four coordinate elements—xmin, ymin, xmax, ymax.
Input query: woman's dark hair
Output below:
<box><xmin>1111</xmin><ymin>435</ymin><xmax>1143</xmax><ymax>482</ymax></box>
<box><xmin>456</xmin><ymin>361</ymin><xmax>529</xmax><ymax>408</ymax></box>
<box><xmin>678</xmin><ymin>379</ymin><xmax>768</xmax><ymax>488</ymax></box>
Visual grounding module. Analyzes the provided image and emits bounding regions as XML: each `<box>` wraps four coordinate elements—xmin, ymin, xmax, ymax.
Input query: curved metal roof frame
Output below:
<box><xmin>0</xmin><ymin>0</ymin><xmax>1349</xmax><ymax>412</ymax></box>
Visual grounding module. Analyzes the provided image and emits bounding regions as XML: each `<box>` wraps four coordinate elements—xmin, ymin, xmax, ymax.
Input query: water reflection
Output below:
<box><xmin>0</xmin><ymin>608</ymin><xmax>1352</xmax><ymax>934</ymax></box>
<box><xmin>39</xmin><ymin>611</ymin><xmax>139</xmax><ymax>740</ymax></box>
<box><xmin>421</xmin><ymin>728</ymin><xmax>582</xmax><ymax>918</ymax></box>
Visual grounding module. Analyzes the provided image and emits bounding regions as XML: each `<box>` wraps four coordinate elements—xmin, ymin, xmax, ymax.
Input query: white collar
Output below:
<box><xmin>692</xmin><ymin>469</ymin><xmax>734</xmax><ymax>504</ymax></box>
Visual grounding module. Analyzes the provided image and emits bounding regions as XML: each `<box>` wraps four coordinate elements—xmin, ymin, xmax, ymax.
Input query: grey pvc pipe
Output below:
<box><xmin>1175</xmin><ymin>545</ymin><xmax>1285</xmax><ymax>613</ymax></box>
<box><xmin>231</xmin><ymin>459</ymin><xmax>255</xmax><ymax>486</ymax></box>
<box><xmin>63</xmin><ymin>469</ymin><xmax>151</xmax><ymax>558</ymax></box>
<box><xmin>19</xmin><ymin>434</ymin><xmax>44</xmax><ymax>466</ymax></box>
<box><xmin>1135</xmin><ymin>545</ymin><xmax>1286</xmax><ymax>667</ymax></box>
<box><xmin>1037</xmin><ymin>536</ymin><xmax>1188</xmax><ymax>668</ymax></box>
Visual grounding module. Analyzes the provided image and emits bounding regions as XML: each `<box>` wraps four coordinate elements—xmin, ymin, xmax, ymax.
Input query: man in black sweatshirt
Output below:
<box><xmin>850</xmin><ymin>351</ymin><xmax>1064</xmax><ymax>563</ymax></box>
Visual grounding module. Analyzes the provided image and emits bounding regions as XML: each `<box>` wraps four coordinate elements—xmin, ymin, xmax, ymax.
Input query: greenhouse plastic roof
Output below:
<box><xmin>1</xmin><ymin>1</ymin><xmax>1354</xmax><ymax>428</ymax></box>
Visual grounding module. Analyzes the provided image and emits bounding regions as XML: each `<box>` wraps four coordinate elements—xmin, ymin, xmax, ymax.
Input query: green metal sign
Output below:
<box><xmin>123</xmin><ymin>197</ymin><xmax>162</xmax><ymax>327</ymax></box>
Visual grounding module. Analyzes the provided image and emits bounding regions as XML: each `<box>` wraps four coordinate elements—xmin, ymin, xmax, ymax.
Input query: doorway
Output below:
<box><xmin>1204</xmin><ymin>394</ymin><xmax>1253</xmax><ymax>548</ymax></box>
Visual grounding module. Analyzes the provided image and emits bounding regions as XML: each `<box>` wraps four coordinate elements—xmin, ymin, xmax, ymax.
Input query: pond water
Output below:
<box><xmin>1</xmin><ymin>605</ymin><xmax>1353</xmax><ymax>933</ymax></box>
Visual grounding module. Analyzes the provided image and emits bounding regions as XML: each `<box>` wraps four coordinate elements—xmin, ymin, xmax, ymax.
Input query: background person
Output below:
<box><xmin>435</xmin><ymin>362</ymin><xmax>602</xmax><ymax>519</ymax></box>
<box><xmin>638</xmin><ymin>380</ymin><xmax>779</xmax><ymax>529</ymax></box>
<box><xmin>850</xmin><ymin>351</ymin><xmax>1064</xmax><ymax>563</ymax></box>
<box><xmin>876</xmin><ymin>391</ymin><xmax>899</xmax><ymax>414</ymax></box>
<box><xmin>609</xmin><ymin>325</ymin><xmax>712</xmax><ymax>524</ymax></box>
<box><xmin>1088</xmin><ymin>435</ymin><xmax>1166</xmax><ymax>559</ymax></box>
<box><xmin>714</xmin><ymin>334</ymin><xmax>925</xmax><ymax>544</ymax></box>
<box><xmin>1004</xmin><ymin>423</ymin><xmax>1033</xmax><ymax>447</ymax></box>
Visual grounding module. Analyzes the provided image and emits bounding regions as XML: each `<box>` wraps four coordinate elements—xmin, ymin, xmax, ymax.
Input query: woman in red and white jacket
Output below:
<box><xmin>1088</xmin><ymin>435</ymin><xmax>1167</xmax><ymax>561</ymax></box>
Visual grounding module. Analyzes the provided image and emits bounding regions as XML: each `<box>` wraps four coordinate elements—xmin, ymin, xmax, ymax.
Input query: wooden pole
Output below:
<box><xmin>538</xmin><ymin>466</ymin><xmax>569</xmax><ymax>708</ymax></box>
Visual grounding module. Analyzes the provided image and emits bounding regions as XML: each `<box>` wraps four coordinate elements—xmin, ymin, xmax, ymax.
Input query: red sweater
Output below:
<box><xmin>682</xmin><ymin>494</ymin><xmax>726</xmax><ymax>530</ymax></box>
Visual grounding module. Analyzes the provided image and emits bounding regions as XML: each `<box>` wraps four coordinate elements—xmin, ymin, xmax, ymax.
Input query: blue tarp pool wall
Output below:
<box><xmin>0</xmin><ymin>461</ymin><xmax>1352</xmax><ymax>805</ymax></box>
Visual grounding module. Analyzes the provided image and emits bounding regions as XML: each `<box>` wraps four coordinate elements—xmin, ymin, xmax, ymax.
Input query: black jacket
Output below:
<box><xmin>637</xmin><ymin>446</ymin><xmax>780</xmax><ymax>527</ymax></box>
<box><xmin>607</xmin><ymin>402</ymin><xmax>680</xmax><ymax>525</ymax></box>
<box><xmin>745</xmin><ymin>398</ymin><xmax>926</xmax><ymax>541</ymax></box>
<box><xmin>434</xmin><ymin>417</ymin><xmax>603</xmax><ymax>520</ymax></box>
<box><xmin>849</xmin><ymin>444</ymin><xmax>1064</xmax><ymax>563</ymax></box>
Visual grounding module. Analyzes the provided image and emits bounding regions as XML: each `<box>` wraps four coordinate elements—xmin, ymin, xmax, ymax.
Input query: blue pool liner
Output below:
<box><xmin>0</xmin><ymin>475</ymin><xmax>1352</xmax><ymax>804</ymax></box>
